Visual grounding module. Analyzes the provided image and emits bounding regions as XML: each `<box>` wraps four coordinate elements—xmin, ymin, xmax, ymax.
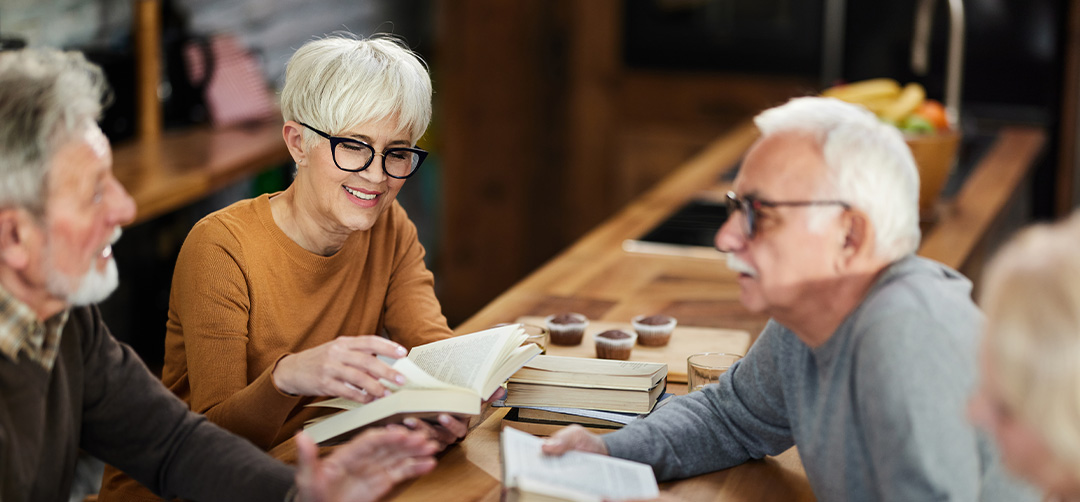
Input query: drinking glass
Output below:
<box><xmin>687</xmin><ymin>352</ymin><xmax>742</xmax><ymax>392</ymax></box>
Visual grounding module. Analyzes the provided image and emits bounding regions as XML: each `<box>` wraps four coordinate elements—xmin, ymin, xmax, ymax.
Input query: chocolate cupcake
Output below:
<box><xmin>594</xmin><ymin>329</ymin><xmax>637</xmax><ymax>360</ymax></box>
<box><xmin>631</xmin><ymin>314</ymin><xmax>677</xmax><ymax>347</ymax></box>
<box><xmin>544</xmin><ymin>312</ymin><xmax>588</xmax><ymax>346</ymax></box>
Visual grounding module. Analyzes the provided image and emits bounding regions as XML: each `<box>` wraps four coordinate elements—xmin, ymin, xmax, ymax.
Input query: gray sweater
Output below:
<box><xmin>604</xmin><ymin>256</ymin><xmax>1035</xmax><ymax>501</ymax></box>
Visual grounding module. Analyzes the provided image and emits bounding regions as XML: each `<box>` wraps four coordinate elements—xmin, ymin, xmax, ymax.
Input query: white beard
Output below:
<box><xmin>44</xmin><ymin>227</ymin><xmax>122</xmax><ymax>306</ymax></box>
<box><xmin>49</xmin><ymin>257</ymin><xmax>119</xmax><ymax>306</ymax></box>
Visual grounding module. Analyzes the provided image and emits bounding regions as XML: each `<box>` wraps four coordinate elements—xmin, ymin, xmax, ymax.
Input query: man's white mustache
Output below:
<box><xmin>726</xmin><ymin>254</ymin><xmax>759</xmax><ymax>278</ymax></box>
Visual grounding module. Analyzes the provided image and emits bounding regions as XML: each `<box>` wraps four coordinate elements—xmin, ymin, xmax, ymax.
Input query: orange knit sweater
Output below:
<box><xmin>99</xmin><ymin>193</ymin><xmax>452</xmax><ymax>501</ymax></box>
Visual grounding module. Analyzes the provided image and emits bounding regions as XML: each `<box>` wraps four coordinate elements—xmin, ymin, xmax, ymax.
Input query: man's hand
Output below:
<box><xmin>400</xmin><ymin>386</ymin><xmax>508</xmax><ymax>450</ymax></box>
<box><xmin>541</xmin><ymin>425</ymin><xmax>609</xmax><ymax>456</ymax></box>
<box><xmin>294</xmin><ymin>426</ymin><xmax>437</xmax><ymax>502</ymax></box>
<box><xmin>402</xmin><ymin>415</ymin><xmax>469</xmax><ymax>451</ymax></box>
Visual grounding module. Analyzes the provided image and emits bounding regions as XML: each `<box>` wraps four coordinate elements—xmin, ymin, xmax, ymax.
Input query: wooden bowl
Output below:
<box><xmin>905</xmin><ymin>128</ymin><xmax>961</xmax><ymax>221</ymax></box>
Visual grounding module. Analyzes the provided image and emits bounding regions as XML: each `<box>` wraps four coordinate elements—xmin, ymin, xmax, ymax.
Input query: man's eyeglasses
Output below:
<box><xmin>725</xmin><ymin>191</ymin><xmax>851</xmax><ymax>239</ymax></box>
<box><xmin>299</xmin><ymin>122</ymin><xmax>428</xmax><ymax>179</ymax></box>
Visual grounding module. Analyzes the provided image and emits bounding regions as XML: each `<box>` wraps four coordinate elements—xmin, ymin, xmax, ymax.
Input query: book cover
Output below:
<box><xmin>509</xmin><ymin>355</ymin><xmax>667</xmax><ymax>391</ymax></box>
<box><xmin>504</xmin><ymin>379</ymin><xmax>666</xmax><ymax>414</ymax></box>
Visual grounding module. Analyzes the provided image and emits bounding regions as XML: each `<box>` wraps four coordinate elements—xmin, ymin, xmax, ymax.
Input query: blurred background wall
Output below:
<box><xmin>1</xmin><ymin>0</ymin><xmax>1077</xmax><ymax>371</ymax></box>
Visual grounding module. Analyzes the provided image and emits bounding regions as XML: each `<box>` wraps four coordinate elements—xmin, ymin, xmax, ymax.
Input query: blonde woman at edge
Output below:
<box><xmin>969</xmin><ymin>212</ymin><xmax>1080</xmax><ymax>501</ymax></box>
<box><xmin>99</xmin><ymin>34</ymin><xmax>478</xmax><ymax>501</ymax></box>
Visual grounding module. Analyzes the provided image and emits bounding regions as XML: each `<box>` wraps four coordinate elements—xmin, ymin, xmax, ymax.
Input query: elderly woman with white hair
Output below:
<box><xmin>969</xmin><ymin>212</ymin><xmax>1080</xmax><ymax>501</ymax></box>
<box><xmin>99</xmin><ymin>34</ymin><xmax>467</xmax><ymax>501</ymax></box>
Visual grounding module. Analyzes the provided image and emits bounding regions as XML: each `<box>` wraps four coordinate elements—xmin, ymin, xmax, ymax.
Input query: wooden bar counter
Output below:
<box><xmin>112</xmin><ymin>120</ymin><xmax>291</xmax><ymax>226</ymax></box>
<box><xmin>405</xmin><ymin>121</ymin><xmax>1045</xmax><ymax>501</ymax></box>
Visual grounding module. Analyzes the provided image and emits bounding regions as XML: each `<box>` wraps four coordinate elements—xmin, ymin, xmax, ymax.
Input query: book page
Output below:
<box><xmin>306</xmin><ymin>357</ymin><xmax>464</xmax><ymax>412</ymax></box>
<box><xmin>305</xmin><ymin>388</ymin><xmax>480</xmax><ymax>444</ymax></box>
<box><xmin>484</xmin><ymin>343</ymin><xmax>542</xmax><ymax>397</ymax></box>
<box><xmin>388</xmin><ymin>357</ymin><xmax>461</xmax><ymax>392</ymax></box>
<box><xmin>409</xmin><ymin>324</ymin><xmax>522</xmax><ymax>392</ymax></box>
<box><xmin>501</xmin><ymin>427</ymin><xmax>659</xmax><ymax>501</ymax></box>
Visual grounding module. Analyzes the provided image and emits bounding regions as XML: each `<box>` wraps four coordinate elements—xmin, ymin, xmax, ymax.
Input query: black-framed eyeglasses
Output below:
<box><xmin>725</xmin><ymin>191</ymin><xmax>851</xmax><ymax>239</ymax></box>
<box><xmin>299</xmin><ymin>122</ymin><xmax>428</xmax><ymax>179</ymax></box>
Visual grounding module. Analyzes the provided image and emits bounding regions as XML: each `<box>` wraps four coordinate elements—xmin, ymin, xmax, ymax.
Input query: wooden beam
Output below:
<box><xmin>1056</xmin><ymin>0</ymin><xmax>1080</xmax><ymax>215</ymax></box>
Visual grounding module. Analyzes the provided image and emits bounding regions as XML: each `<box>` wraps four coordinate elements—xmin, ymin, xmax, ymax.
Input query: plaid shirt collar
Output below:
<box><xmin>0</xmin><ymin>282</ymin><xmax>69</xmax><ymax>371</ymax></box>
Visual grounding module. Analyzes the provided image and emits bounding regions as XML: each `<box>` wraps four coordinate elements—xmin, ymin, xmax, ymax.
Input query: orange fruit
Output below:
<box><xmin>916</xmin><ymin>99</ymin><xmax>949</xmax><ymax>130</ymax></box>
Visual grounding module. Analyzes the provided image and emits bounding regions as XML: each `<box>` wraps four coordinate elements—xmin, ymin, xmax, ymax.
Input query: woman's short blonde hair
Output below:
<box><xmin>980</xmin><ymin>211</ymin><xmax>1080</xmax><ymax>476</ymax></box>
<box><xmin>279</xmin><ymin>33</ymin><xmax>432</xmax><ymax>146</ymax></box>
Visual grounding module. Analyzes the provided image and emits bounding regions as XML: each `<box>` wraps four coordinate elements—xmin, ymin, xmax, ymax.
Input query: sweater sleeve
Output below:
<box><xmin>170</xmin><ymin>218</ymin><xmax>301</xmax><ymax>449</ymax></box>
<box><xmin>852</xmin><ymin>312</ymin><xmax>990</xmax><ymax>501</ymax></box>
<box><xmin>382</xmin><ymin>203</ymin><xmax>453</xmax><ymax>348</ymax></box>
<box><xmin>602</xmin><ymin>323</ymin><xmax>795</xmax><ymax>481</ymax></box>
<box><xmin>75</xmin><ymin>306</ymin><xmax>295</xmax><ymax>501</ymax></box>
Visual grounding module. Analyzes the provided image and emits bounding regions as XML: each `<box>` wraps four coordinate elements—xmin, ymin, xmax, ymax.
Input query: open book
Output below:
<box><xmin>501</xmin><ymin>426</ymin><xmax>660</xmax><ymax>502</ymax></box>
<box><xmin>304</xmin><ymin>324</ymin><xmax>542</xmax><ymax>444</ymax></box>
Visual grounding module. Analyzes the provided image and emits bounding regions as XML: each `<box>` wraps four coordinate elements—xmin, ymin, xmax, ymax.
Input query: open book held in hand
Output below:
<box><xmin>501</xmin><ymin>426</ymin><xmax>660</xmax><ymax>502</ymax></box>
<box><xmin>304</xmin><ymin>324</ymin><xmax>542</xmax><ymax>444</ymax></box>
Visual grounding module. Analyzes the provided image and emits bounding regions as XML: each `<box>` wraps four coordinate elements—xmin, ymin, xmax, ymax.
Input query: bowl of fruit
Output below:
<box><xmin>823</xmin><ymin>78</ymin><xmax>958</xmax><ymax>221</ymax></box>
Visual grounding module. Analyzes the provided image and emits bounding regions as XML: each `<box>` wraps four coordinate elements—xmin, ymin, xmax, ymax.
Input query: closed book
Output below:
<box><xmin>505</xmin><ymin>379</ymin><xmax>665</xmax><ymax>414</ymax></box>
<box><xmin>516</xmin><ymin>408</ymin><xmax>629</xmax><ymax>428</ymax></box>
<box><xmin>501</xmin><ymin>409</ymin><xmax>619</xmax><ymax>437</ymax></box>
<box><xmin>509</xmin><ymin>355</ymin><xmax>667</xmax><ymax>391</ymax></box>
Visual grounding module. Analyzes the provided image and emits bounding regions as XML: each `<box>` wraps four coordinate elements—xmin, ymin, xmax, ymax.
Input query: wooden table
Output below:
<box><xmin>388</xmin><ymin>122</ymin><xmax>1046</xmax><ymax>501</ymax></box>
<box><xmin>111</xmin><ymin>120</ymin><xmax>291</xmax><ymax>225</ymax></box>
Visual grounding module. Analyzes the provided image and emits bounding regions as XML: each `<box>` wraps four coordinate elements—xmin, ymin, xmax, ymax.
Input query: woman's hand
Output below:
<box><xmin>294</xmin><ymin>427</ymin><xmax>437</xmax><ymax>502</ymax></box>
<box><xmin>273</xmin><ymin>336</ymin><xmax>408</xmax><ymax>403</ymax></box>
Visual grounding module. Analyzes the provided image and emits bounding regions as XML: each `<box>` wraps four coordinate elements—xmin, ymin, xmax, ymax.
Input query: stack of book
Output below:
<box><xmin>501</xmin><ymin>355</ymin><xmax>668</xmax><ymax>435</ymax></box>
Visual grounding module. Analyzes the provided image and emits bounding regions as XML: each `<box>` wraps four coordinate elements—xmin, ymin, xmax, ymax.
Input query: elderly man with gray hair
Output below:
<box><xmin>0</xmin><ymin>48</ymin><xmax>439</xmax><ymax>502</ymax></box>
<box><xmin>545</xmin><ymin>97</ymin><xmax>1035</xmax><ymax>501</ymax></box>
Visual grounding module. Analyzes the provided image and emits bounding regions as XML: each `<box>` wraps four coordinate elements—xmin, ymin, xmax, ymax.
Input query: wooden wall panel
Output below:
<box><xmin>434</xmin><ymin>0</ymin><xmax>568</xmax><ymax>324</ymax></box>
<box><xmin>1057</xmin><ymin>0</ymin><xmax>1080</xmax><ymax>215</ymax></box>
<box><xmin>564</xmin><ymin>0</ymin><xmax>623</xmax><ymax>238</ymax></box>
<box><xmin>433</xmin><ymin>1</ymin><xmax>810</xmax><ymax>325</ymax></box>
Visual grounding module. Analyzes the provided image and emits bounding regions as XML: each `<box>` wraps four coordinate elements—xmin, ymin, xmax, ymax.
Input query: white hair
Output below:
<box><xmin>279</xmin><ymin>33</ymin><xmax>432</xmax><ymax>147</ymax></box>
<box><xmin>754</xmin><ymin>97</ymin><xmax>921</xmax><ymax>261</ymax></box>
<box><xmin>0</xmin><ymin>49</ymin><xmax>108</xmax><ymax>215</ymax></box>
<box><xmin>980</xmin><ymin>212</ymin><xmax>1080</xmax><ymax>478</ymax></box>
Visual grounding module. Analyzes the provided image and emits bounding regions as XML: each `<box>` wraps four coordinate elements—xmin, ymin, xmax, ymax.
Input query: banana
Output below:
<box><xmin>822</xmin><ymin>78</ymin><xmax>901</xmax><ymax>105</ymax></box>
<box><xmin>879</xmin><ymin>82</ymin><xmax>926</xmax><ymax>123</ymax></box>
<box><xmin>859</xmin><ymin>96</ymin><xmax>897</xmax><ymax>115</ymax></box>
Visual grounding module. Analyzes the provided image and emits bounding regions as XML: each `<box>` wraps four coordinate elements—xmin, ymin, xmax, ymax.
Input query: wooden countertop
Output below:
<box><xmin>455</xmin><ymin>123</ymin><xmax>1047</xmax><ymax>336</ymax></box>
<box><xmin>111</xmin><ymin>120</ymin><xmax>291</xmax><ymax>225</ymax></box>
<box><xmin>417</xmin><ymin>122</ymin><xmax>1046</xmax><ymax>501</ymax></box>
